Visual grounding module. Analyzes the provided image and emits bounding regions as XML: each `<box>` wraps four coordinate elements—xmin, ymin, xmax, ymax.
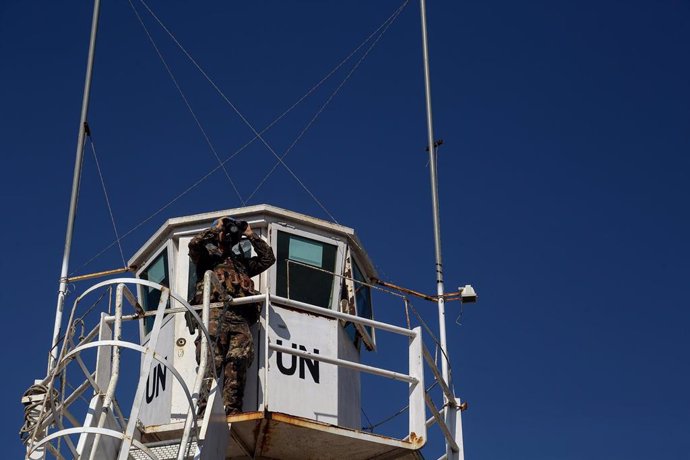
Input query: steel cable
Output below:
<box><xmin>137</xmin><ymin>0</ymin><xmax>339</xmax><ymax>224</ymax></box>
<box><xmin>128</xmin><ymin>0</ymin><xmax>245</xmax><ymax>206</ymax></box>
<box><xmin>246</xmin><ymin>0</ymin><xmax>410</xmax><ymax>203</ymax></box>
<box><xmin>70</xmin><ymin>0</ymin><xmax>410</xmax><ymax>274</ymax></box>
<box><xmin>88</xmin><ymin>137</ymin><xmax>127</xmax><ymax>267</ymax></box>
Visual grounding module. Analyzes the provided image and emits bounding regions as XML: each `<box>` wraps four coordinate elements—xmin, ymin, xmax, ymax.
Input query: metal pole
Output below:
<box><xmin>49</xmin><ymin>0</ymin><xmax>102</xmax><ymax>373</ymax></box>
<box><xmin>418</xmin><ymin>0</ymin><xmax>457</xmax><ymax>457</ymax></box>
<box><xmin>419</xmin><ymin>0</ymin><xmax>448</xmax><ymax>386</ymax></box>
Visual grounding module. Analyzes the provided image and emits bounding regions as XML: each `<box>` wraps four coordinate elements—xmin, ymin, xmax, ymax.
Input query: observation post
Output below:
<box><xmin>23</xmin><ymin>204</ymin><xmax>460</xmax><ymax>460</ymax></box>
<box><xmin>129</xmin><ymin>204</ymin><xmax>425</xmax><ymax>458</ymax></box>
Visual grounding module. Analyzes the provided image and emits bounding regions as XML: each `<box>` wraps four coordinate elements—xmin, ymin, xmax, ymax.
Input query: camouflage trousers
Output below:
<box><xmin>196</xmin><ymin>306</ymin><xmax>255</xmax><ymax>416</ymax></box>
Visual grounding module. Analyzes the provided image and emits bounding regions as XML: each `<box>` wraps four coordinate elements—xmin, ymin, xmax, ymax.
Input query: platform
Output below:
<box><xmin>141</xmin><ymin>410</ymin><xmax>424</xmax><ymax>459</ymax></box>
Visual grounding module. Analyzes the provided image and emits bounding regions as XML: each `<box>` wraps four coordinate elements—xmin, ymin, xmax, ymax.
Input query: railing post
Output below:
<box><xmin>85</xmin><ymin>284</ymin><xmax>124</xmax><ymax>460</ymax></box>
<box><xmin>447</xmin><ymin>400</ymin><xmax>465</xmax><ymax>460</ymax></box>
<box><xmin>178</xmin><ymin>273</ymin><xmax>212</xmax><ymax>460</ymax></box>
<box><xmin>263</xmin><ymin>291</ymin><xmax>270</xmax><ymax>411</ymax></box>
<box><xmin>408</xmin><ymin>326</ymin><xmax>426</xmax><ymax>447</ymax></box>
<box><xmin>117</xmin><ymin>288</ymin><xmax>170</xmax><ymax>460</ymax></box>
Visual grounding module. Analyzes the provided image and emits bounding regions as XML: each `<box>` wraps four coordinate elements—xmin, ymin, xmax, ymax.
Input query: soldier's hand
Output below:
<box><xmin>212</xmin><ymin>218</ymin><xmax>226</xmax><ymax>230</ymax></box>
<box><xmin>211</xmin><ymin>218</ymin><xmax>226</xmax><ymax>242</ymax></box>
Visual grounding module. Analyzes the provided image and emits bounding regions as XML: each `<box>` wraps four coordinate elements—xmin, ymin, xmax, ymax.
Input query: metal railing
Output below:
<box><xmin>282</xmin><ymin>258</ymin><xmax>462</xmax><ymax>456</ymax></box>
<box><xmin>24</xmin><ymin>273</ymin><xmax>219</xmax><ymax>460</ymax></box>
<box><xmin>25</xmin><ymin>270</ymin><xmax>462</xmax><ymax>459</ymax></box>
<box><xmin>262</xmin><ymin>292</ymin><xmax>427</xmax><ymax>447</ymax></box>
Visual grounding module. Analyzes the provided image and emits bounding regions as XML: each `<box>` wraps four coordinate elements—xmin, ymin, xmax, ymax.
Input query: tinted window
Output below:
<box><xmin>139</xmin><ymin>250</ymin><xmax>169</xmax><ymax>334</ymax></box>
<box><xmin>276</xmin><ymin>231</ymin><xmax>337</xmax><ymax>308</ymax></box>
<box><xmin>187</xmin><ymin>258</ymin><xmax>198</xmax><ymax>304</ymax></box>
<box><xmin>352</xmin><ymin>260</ymin><xmax>373</xmax><ymax>338</ymax></box>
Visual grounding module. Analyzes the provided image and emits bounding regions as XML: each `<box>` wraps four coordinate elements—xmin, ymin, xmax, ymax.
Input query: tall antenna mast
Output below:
<box><xmin>419</xmin><ymin>0</ymin><xmax>447</xmax><ymax>386</ymax></box>
<box><xmin>49</xmin><ymin>0</ymin><xmax>102</xmax><ymax>373</ymax></box>
<box><xmin>419</xmin><ymin>0</ymin><xmax>461</xmax><ymax>458</ymax></box>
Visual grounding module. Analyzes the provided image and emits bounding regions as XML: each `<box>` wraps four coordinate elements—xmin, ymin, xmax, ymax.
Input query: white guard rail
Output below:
<box><xmin>263</xmin><ymin>293</ymin><xmax>427</xmax><ymax>447</ymax></box>
<box><xmin>24</xmin><ymin>271</ymin><xmax>462</xmax><ymax>458</ymax></box>
<box><xmin>24</xmin><ymin>273</ymin><xmax>220</xmax><ymax>460</ymax></box>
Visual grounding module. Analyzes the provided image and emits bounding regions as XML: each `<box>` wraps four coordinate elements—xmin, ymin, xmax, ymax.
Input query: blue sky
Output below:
<box><xmin>1</xmin><ymin>0</ymin><xmax>689</xmax><ymax>458</ymax></box>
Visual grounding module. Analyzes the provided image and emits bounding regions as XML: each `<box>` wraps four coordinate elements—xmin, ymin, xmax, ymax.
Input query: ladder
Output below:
<box><xmin>22</xmin><ymin>273</ymin><xmax>224</xmax><ymax>460</ymax></box>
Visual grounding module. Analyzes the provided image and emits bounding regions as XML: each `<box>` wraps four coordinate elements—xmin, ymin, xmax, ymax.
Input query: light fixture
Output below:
<box><xmin>459</xmin><ymin>284</ymin><xmax>477</xmax><ymax>303</ymax></box>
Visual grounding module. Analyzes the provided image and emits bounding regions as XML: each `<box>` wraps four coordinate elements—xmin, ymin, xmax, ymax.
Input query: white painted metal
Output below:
<box><xmin>423</xmin><ymin>345</ymin><xmax>456</xmax><ymax>410</ymax></box>
<box><xmin>27</xmin><ymin>278</ymin><xmax>216</xmax><ymax>459</ymax></box>
<box><xmin>269</xmin><ymin>343</ymin><xmax>417</xmax><ymax>384</ymax></box>
<box><xmin>336</xmin><ymin>322</ymin><xmax>361</xmax><ymax>429</ymax></box>
<box><xmin>29</xmin><ymin>205</ymin><xmax>470</xmax><ymax>458</ymax></box>
<box><xmin>197</xmin><ymin>381</ymin><xmax>229</xmax><ymax>459</ymax></box>
<box><xmin>261</xmin><ymin>291</ymin><xmax>271</xmax><ymax>413</ymax></box>
<box><xmin>138</xmin><ymin>314</ymin><xmax>175</xmax><ymax>427</ymax></box>
<box><xmin>447</xmin><ymin>400</ymin><xmax>465</xmax><ymax>460</ymax></box>
<box><xmin>78</xmin><ymin>287</ymin><xmax>122</xmax><ymax>460</ymax></box>
<box><xmin>51</xmin><ymin>0</ymin><xmax>102</xmax><ymax>374</ymax></box>
<box><xmin>32</xmin><ymin>428</ymin><xmax>159</xmax><ymax>460</ymax></box>
<box><xmin>128</xmin><ymin>205</ymin><xmax>377</xmax><ymax>281</ymax></box>
<box><xmin>119</xmin><ymin>288</ymin><xmax>170</xmax><ymax>459</ymax></box>
<box><xmin>272</xmin><ymin>294</ymin><xmax>415</xmax><ymax>337</ymax></box>
<box><xmin>418</xmin><ymin>0</ymin><xmax>462</xmax><ymax>456</ymax></box>
<box><xmin>267</xmin><ymin>305</ymin><xmax>340</xmax><ymax>424</ymax></box>
<box><xmin>76</xmin><ymin>316</ymin><xmax>112</xmax><ymax>457</ymax></box>
<box><xmin>177</xmin><ymin>272</ymin><xmax>211</xmax><ymax>460</ymax></box>
<box><xmin>86</xmin><ymin>285</ymin><xmax>124</xmax><ymax>460</ymax></box>
<box><xmin>423</xmin><ymin>393</ymin><xmax>459</xmax><ymax>453</ymax></box>
<box><xmin>408</xmin><ymin>327</ymin><xmax>427</xmax><ymax>444</ymax></box>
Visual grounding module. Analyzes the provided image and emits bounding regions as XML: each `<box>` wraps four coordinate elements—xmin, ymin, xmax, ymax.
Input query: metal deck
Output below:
<box><xmin>142</xmin><ymin>411</ymin><xmax>424</xmax><ymax>460</ymax></box>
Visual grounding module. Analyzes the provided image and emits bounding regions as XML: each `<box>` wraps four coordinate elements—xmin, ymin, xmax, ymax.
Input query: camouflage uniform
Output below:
<box><xmin>188</xmin><ymin>225</ymin><xmax>275</xmax><ymax>415</ymax></box>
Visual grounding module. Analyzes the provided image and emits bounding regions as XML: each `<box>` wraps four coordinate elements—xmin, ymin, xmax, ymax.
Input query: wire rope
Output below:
<box><xmin>245</xmin><ymin>0</ymin><xmax>410</xmax><ymax>203</ymax></box>
<box><xmin>128</xmin><ymin>0</ymin><xmax>245</xmax><ymax>206</ymax></box>
<box><xmin>88</xmin><ymin>137</ymin><xmax>127</xmax><ymax>267</ymax></box>
<box><xmin>70</xmin><ymin>2</ymin><xmax>409</xmax><ymax>274</ymax></box>
<box><xmin>362</xmin><ymin>381</ymin><xmax>438</xmax><ymax>433</ymax></box>
<box><xmin>137</xmin><ymin>0</ymin><xmax>339</xmax><ymax>224</ymax></box>
<box><xmin>406</xmin><ymin>299</ymin><xmax>454</xmax><ymax>383</ymax></box>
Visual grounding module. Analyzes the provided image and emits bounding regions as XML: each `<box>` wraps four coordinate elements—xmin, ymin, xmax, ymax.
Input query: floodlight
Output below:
<box><xmin>459</xmin><ymin>284</ymin><xmax>477</xmax><ymax>303</ymax></box>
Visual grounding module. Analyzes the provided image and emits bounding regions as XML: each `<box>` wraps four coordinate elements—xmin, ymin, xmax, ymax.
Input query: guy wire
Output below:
<box><xmin>70</xmin><ymin>2</ymin><xmax>409</xmax><ymax>274</ymax></box>
<box><xmin>128</xmin><ymin>0</ymin><xmax>245</xmax><ymax>206</ymax></box>
<box><xmin>138</xmin><ymin>0</ymin><xmax>339</xmax><ymax>224</ymax></box>
<box><xmin>88</xmin><ymin>135</ymin><xmax>126</xmax><ymax>267</ymax></box>
<box><xmin>245</xmin><ymin>0</ymin><xmax>410</xmax><ymax>203</ymax></box>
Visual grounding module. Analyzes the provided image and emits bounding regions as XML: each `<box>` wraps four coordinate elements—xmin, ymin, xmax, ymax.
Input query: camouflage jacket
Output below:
<box><xmin>188</xmin><ymin>227</ymin><xmax>275</xmax><ymax>307</ymax></box>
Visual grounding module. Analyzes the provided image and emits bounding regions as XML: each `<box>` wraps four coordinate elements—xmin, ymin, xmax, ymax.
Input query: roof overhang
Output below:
<box><xmin>128</xmin><ymin>204</ymin><xmax>376</xmax><ymax>278</ymax></box>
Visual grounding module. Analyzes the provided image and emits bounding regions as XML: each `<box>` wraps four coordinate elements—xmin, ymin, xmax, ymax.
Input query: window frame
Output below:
<box><xmin>269</xmin><ymin>223</ymin><xmax>346</xmax><ymax>312</ymax></box>
<box><xmin>173</xmin><ymin>234</ymin><xmax>195</xmax><ymax>305</ymax></box>
<box><xmin>346</xmin><ymin>249</ymin><xmax>377</xmax><ymax>351</ymax></box>
<box><xmin>136</xmin><ymin>241</ymin><xmax>175</xmax><ymax>340</ymax></box>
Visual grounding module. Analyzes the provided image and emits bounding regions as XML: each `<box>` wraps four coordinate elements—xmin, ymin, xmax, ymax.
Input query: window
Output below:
<box><xmin>187</xmin><ymin>258</ymin><xmax>198</xmax><ymax>304</ymax></box>
<box><xmin>276</xmin><ymin>231</ymin><xmax>337</xmax><ymax>309</ymax></box>
<box><xmin>352</xmin><ymin>260</ymin><xmax>373</xmax><ymax>338</ymax></box>
<box><xmin>139</xmin><ymin>250</ymin><xmax>170</xmax><ymax>334</ymax></box>
<box><xmin>341</xmin><ymin>252</ymin><xmax>376</xmax><ymax>351</ymax></box>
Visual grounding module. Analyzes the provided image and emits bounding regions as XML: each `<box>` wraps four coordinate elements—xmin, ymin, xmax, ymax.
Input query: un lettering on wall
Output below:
<box><xmin>267</xmin><ymin>305</ymin><xmax>338</xmax><ymax>424</ymax></box>
<box><xmin>138</xmin><ymin>315</ymin><xmax>174</xmax><ymax>427</ymax></box>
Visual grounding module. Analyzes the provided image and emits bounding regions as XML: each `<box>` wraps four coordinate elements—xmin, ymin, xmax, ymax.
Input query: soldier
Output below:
<box><xmin>188</xmin><ymin>217</ymin><xmax>275</xmax><ymax>415</ymax></box>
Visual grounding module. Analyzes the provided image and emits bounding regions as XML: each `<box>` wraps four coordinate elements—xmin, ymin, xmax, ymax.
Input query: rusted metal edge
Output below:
<box><xmin>141</xmin><ymin>410</ymin><xmax>426</xmax><ymax>452</ymax></box>
<box><xmin>372</xmin><ymin>278</ymin><xmax>465</xmax><ymax>303</ymax></box>
<box><xmin>65</xmin><ymin>266</ymin><xmax>134</xmax><ymax>283</ymax></box>
<box><xmin>269</xmin><ymin>411</ymin><xmax>424</xmax><ymax>450</ymax></box>
<box><xmin>423</xmin><ymin>394</ymin><xmax>459</xmax><ymax>453</ymax></box>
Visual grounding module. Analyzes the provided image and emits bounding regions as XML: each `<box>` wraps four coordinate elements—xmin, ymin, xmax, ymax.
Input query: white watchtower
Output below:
<box><xmin>23</xmin><ymin>205</ymin><xmax>468</xmax><ymax>460</ymax></box>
